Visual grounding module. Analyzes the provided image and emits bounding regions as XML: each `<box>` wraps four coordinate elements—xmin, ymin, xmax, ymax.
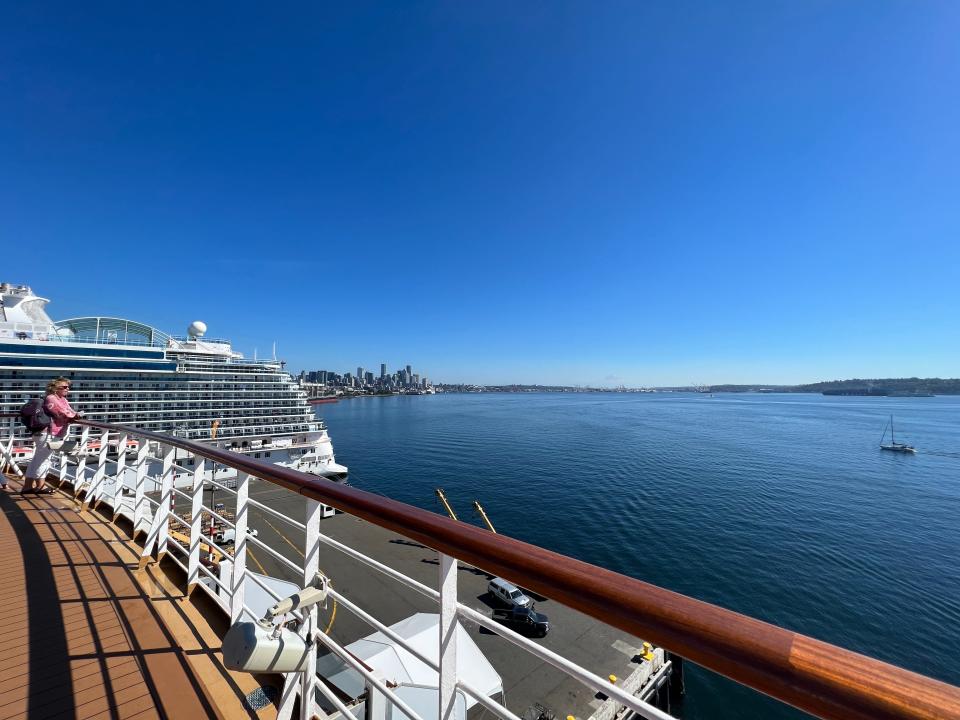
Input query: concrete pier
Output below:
<box><xmin>207</xmin><ymin>481</ymin><xmax>677</xmax><ymax>720</ymax></box>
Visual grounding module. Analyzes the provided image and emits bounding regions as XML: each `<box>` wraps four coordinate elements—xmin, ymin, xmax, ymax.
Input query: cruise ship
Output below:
<box><xmin>0</xmin><ymin>282</ymin><xmax>347</xmax><ymax>485</ymax></box>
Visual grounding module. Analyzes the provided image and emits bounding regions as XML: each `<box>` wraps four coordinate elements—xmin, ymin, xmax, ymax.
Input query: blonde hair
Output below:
<box><xmin>46</xmin><ymin>377</ymin><xmax>71</xmax><ymax>395</ymax></box>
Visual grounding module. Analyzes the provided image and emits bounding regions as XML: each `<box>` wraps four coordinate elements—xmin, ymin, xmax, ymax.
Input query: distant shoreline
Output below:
<box><xmin>308</xmin><ymin>377</ymin><xmax>960</xmax><ymax>398</ymax></box>
<box><xmin>434</xmin><ymin>378</ymin><xmax>960</xmax><ymax>395</ymax></box>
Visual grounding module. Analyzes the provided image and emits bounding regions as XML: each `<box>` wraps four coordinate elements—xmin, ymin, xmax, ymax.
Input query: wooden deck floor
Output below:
<box><xmin>0</xmin><ymin>474</ymin><xmax>278</xmax><ymax>720</ymax></box>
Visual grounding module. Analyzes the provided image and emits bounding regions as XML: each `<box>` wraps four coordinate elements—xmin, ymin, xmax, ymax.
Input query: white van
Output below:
<box><xmin>214</xmin><ymin>526</ymin><xmax>259</xmax><ymax>545</ymax></box>
<box><xmin>488</xmin><ymin>577</ymin><xmax>533</xmax><ymax>609</ymax></box>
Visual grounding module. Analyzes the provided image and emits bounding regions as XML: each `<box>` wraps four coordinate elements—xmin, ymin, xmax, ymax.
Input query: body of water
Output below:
<box><xmin>316</xmin><ymin>392</ymin><xmax>960</xmax><ymax>719</ymax></box>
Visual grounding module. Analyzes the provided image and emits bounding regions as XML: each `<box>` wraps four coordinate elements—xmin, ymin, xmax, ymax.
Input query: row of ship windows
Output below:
<box><xmin>2</xmin><ymin>376</ymin><xmax>297</xmax><ymax>386</ymax></box>
<box><xmin>63</xmin><ymin>413</ymin><xmax>310</xmax><ymax>424</ymax></box>
<box><xmin>82</xmin><ymin>415</ymin><xmax>309</xmax><ymax>423</ymax></box>
<box><xmin>0</xmin><ymin>393</ymin><xmax>305</xmax><ymax>402</ymax></box>
<box><xmin>180</xmin><ymin>451</ymin><xmax>272</xmax><ymax>465</ymax></box>
<box><xmin>8</xmin><ymin>424</ymin><xmax>315</xmax><ymax>441</ymax></box>
<box><xmin>101</xmin><ymin>424</ymin><xmax>311</xmax><ymax>435</ymax></box>
<box><xmin>0</xmin><ymin>399</ymin><xmax>309</xmax><ymax>412</ymax></box>
<box><xmin>0</xmin><ymin>382</ymin><xmax>299</xmax><ymax>391</ymax></box>
<box><xmin>0</xmin><ymin>380</ymin><xmax>298</xmax><ymax>386</ymax></box>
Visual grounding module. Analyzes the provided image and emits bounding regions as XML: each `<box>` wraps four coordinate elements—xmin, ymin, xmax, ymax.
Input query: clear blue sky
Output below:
<box><xmin>3</xmin><ymin>3</ymin><xmax>958</xmax><ymax>386</ymax></box>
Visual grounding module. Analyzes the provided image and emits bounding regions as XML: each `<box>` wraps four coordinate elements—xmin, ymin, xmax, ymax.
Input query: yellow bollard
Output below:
<box><xmin>608</xmin><ymin>674</ymin><xmax>617</xmax><ymax>683</ymax></box>
<box><xmin>642</xmin><ymin>641</ymin><xmax>654</xmax><ymax>662</ymax></box>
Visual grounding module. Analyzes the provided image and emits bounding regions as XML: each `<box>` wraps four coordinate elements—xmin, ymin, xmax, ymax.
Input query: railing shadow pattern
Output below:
<box><xmin>0</xmin><ymin>477</ymin><xmax>234</xmax><ymax>719</ymax></box>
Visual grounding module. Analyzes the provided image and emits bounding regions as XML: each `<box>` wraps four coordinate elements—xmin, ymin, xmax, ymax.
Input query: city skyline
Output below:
<box><xmin>3</xmin><ymin>4</ymin><xmax>959</xmax><ymax>386</ymax></box>
<box><xmin>300</xmin><ymin>363</ymin><xmax>431</xmax><ymax>391</ymax></box>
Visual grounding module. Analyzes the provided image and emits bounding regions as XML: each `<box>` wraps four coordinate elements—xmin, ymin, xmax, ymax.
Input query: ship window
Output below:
<box><xmin>265</xmin><ymin>452</ymin><xmax>270</xmax><ymax>457</ymax></box>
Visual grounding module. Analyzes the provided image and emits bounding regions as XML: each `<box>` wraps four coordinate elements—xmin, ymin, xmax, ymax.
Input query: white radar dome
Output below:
<box><xmin>187</xmin><ymin>321</ymin><xmax>207</xmax><ymax>338</ymax></box>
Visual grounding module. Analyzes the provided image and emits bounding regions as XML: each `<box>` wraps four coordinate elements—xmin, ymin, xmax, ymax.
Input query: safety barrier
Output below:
<box><xmin>2</xmin><ymin>413</ymin><xmax>959</xmax><ymax>720</ymax></box>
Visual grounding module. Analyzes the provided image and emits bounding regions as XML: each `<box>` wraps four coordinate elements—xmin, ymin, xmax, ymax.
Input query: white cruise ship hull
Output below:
<box><xmin>0</xmin><ymin>283</ymin><xmax>348</xmax><ymax>484</ymax></box>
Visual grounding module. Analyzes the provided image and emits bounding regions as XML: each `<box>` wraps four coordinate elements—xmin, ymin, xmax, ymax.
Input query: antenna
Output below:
<box><xmin>272</xmin><ymin>342</ymin><xmax>277</xmax><ymax>361</ymax></box>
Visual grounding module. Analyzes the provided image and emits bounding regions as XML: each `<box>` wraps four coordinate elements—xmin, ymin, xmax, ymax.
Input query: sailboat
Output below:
<box><xmin>879</xmin><ymin>415</ymin><xmax>916</xmax><ymax>453</ymax></box>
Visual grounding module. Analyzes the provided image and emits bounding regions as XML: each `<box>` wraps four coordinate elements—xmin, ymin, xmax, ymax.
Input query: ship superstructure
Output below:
<box><xmin>0</xmin><ymin>282</ymin><xmax>346</xmax><ymax>483</ymax></box>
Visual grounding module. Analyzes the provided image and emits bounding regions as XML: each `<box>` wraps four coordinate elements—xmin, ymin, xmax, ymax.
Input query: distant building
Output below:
<box><xmin>380</xmin><ymin>363</ymin><xmax>387</xmax><ymax>379</ymax></box>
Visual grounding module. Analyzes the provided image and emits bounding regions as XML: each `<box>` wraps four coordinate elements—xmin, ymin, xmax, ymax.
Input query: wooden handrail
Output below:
<box><xmin>5</xmin><ymin>415</ymin><xmax>960</xmax><ymax>720</ymax></box>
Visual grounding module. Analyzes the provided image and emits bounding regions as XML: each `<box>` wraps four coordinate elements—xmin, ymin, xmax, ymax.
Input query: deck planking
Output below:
<box><xmin>0</xmin><ymin>474</ymin><xmax>275</xmax><ymax>720</ymax></box>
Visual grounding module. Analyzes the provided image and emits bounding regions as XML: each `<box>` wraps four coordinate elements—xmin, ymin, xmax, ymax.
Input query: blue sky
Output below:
<box><xmin>2</xmin><ymin>3</ymin><xmax>958</xmax><ymax>386</ymax></box>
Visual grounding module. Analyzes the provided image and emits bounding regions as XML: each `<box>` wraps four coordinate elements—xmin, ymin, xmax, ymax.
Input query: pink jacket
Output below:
<box><xmin>44</xmin><ymin>393</ymin><xmax>77</xmax><ymax>437</ymax></box>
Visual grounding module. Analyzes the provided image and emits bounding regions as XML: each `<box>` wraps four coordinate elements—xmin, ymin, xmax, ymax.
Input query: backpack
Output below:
<box><xmin>19</xmin><ymin>397</ymin><xmax>52</xmax><ymax>433</ymax></box>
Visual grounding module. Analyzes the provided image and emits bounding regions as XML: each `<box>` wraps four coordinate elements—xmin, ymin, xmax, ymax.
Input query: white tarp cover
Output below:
<box><xmin>385</xmin><ymin>685</ymin><xmax>467</xmax><ymax>720</ymax></box>
<box><xmin>213</xmin><ymin>560</ymin><xmax>300</xmax><ymax>618</ymax></box>
<box><xmin>317</xmin><ymin>612</ymin><xmax>502</xmax><ymax>713</ymax></box>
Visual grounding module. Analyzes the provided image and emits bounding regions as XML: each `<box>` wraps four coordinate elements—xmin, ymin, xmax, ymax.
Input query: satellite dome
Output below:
<box><xmin>187</xmin><ymin>321</ymin><xmax>207</xmax><ymax>338</ymax></box>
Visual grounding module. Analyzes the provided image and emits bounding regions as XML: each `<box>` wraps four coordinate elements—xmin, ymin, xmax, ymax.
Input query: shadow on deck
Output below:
<box><xmin>0</xmin><ymin>474</ymin><xmax>278</xmax><ymax>720</ymax></box>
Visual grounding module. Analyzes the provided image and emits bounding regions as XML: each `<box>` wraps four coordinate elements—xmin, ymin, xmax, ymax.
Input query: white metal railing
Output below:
<box><xmin>1</xmin><ymin>416</ymin><xmax>674</xmax><ymax>720</ymax></box>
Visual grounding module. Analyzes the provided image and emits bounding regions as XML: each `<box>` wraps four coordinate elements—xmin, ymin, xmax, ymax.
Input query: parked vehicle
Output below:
<box><xmin>492</xmin><ymin>607</ymin><xmax>550</xmax><ymax>637</ymax></box>
<box><xmin>214</xmin><ymin>526</ymin><xmax>258</xmax><ymax>545</ymax></box>
<box><xmin>488</xmin><ymin>577</ymin><xmax>533</xmax><ymax>609</ymax></box>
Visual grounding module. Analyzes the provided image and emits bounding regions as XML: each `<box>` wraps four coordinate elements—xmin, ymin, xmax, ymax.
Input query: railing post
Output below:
<box><xmin>2</xmin><ymin>431</ymin><xmax>25</xmax><ymax>479</ymax></box>
<box><xmin>0</xmin><ymin>423</ymin><xmax>8</xmax><ymax>476</ymax></box>
<box><xmin>133</xmin><ymin>439</ymin><xmax>149</xmax><ymax>538</ymax></box>
<box><xmin>85</xmin><ymin>430</ymin><xmax>110</xmax><ymax>510</ymax></box>
<box><xmin>230</xmin><ymin>471</ymin><xmax>250</xmax><ymax>623</ymax></box>
<box><xmin>187</xmin><ymin>458</ymin><xmax>206</xmax><ymax>592</ymax></box>
<box><xmin>73</xmin><ymin>425</ymin><xmax>91</xmax><ymax>498</ymax></box>
<box><xmin>300</xmin><ymin>498</ymin><xmax>323</xmax><ymax>720</ymax></box>
<box><xmin>438</xmin><ymin>552</ymin><xmax>459</xmax><ymax>720</ymax></box>
<box><xmin>141</xmin><ymin>444</ymin><xmax>175</xmax><ymax>567</ymax></box>
<box><xmin>279</xmin><ymin>497</ymin><xmax>323</xmax><ymax>720</ymax></box>
<box><xmin>112</xmin><ymin>433</ymin><xmax>128</xmax><ymax>519</ymax></box>
<box><xmin>57</xmin><ymin>431</ymin><xmax>69</xmax><ymax>487</ymax></box>
<box><xmin>157</xmin><ymin>444</ymin><xmax>174</xmax><ymax>562</ymax></box>
<box><xmin>0</xmin><ymin>435</ymin><xmax>9</xmax><ymax>475</ymax></box>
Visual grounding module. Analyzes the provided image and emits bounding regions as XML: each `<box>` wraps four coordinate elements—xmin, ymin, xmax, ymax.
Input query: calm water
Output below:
<box><xmin>316</xmin><ymin>392</ymin><xmax>960</xmax><ymax>719</ymax></box>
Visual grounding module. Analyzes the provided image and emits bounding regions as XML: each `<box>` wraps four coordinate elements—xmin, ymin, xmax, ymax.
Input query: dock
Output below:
<box><xmin>230</xmin><ymin>481</ymin><xmax>678</xmax><ymax>720</ymax></box>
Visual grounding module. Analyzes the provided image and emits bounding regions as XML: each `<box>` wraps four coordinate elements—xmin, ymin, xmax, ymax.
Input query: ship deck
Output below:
<box><xmin>0</xmin><ymin>473</ymin><xmax>275</xmax><ymax>720</ymax></box>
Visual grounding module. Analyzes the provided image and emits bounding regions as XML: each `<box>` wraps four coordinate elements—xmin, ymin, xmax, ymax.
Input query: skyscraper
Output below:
<box><xmin>380</xmin><ymin>363</ymin><xmax>386</xmax><ymax>379</ymax></box>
